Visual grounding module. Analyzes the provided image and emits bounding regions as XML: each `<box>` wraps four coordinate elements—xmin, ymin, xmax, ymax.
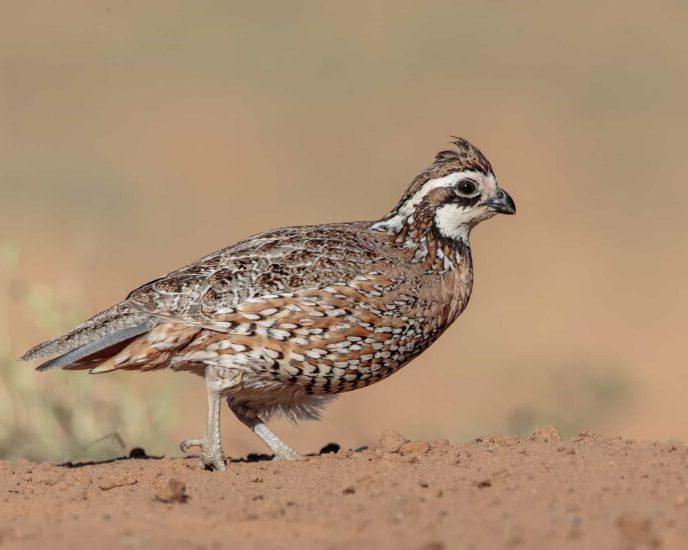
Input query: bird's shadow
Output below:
<box><xmin>59</xmin><ymin>442</ymin><xmax>366</xmax><ymax>468</ymax></box>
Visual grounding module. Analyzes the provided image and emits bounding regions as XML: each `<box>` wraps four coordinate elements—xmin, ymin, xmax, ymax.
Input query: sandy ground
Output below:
<box><xmin>1</xmin><ymin>427</ymin><xmax>687</xmax><ymax>549</ymax></box>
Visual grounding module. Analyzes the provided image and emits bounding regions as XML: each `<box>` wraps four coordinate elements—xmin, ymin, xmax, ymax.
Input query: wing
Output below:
<box><xmin>126</xmin><ymin>223</ymin><xmax>403</xmax><ymax>331</ymax></box>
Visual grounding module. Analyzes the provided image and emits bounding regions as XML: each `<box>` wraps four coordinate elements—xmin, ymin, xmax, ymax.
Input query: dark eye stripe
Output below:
<box><xmin>451</xmin><ymin>194</ymin><xmax>482</xmax><ymax>208</ymax></box>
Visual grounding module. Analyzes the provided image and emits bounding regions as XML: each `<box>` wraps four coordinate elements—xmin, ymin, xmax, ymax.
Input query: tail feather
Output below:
<box><xmin>34</xmin><ymin>324</ymin><xmax>152</xmax><ymax>371</ymax></box>
<box><xmin>20</xmin><ymin>303</ymin><xmax>153</xmax><ymax>363</ymax></box>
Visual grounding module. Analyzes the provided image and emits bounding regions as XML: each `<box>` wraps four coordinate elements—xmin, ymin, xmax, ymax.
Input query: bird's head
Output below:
<box><xmin>377</xmin><ymin>137</ymin><xmax>515</xmax><ymax>244</ymax></box>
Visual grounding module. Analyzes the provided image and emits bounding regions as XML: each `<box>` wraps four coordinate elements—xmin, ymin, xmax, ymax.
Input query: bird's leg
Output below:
<box><xmin>180</xmin><ymin>368</ymin><xmax>226</xmax><ymax>471</ymax></box>
<box><xmin>229</xmin><ymin>404</ymin><xmax>302</xmax><ymax>461</ymax></box>
<box><xmin>253</xmin><ymin>422</ymin><xmax>302</xmax><ymax>461</ymax></box>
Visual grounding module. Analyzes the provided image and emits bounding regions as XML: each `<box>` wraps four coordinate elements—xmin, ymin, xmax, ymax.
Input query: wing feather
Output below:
<box><xmin>126</xmin><ymin>223</ymin><xmax>399</xmax><ymax>330</ymax></box>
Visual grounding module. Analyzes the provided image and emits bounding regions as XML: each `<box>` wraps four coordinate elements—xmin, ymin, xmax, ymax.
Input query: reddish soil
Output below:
<box><xmin>1</xmin><ymin>427</ymin><xmax>687</xmax><ymax>549</ymax></box>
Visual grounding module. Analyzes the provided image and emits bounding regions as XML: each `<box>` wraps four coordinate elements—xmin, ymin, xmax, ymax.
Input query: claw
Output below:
<box><xmin>180</xmin><ymin>439</ymin><xmax>203</xmax><ymax>453</ymax></box>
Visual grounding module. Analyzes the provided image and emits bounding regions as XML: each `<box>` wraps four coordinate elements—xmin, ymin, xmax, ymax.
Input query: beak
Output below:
<box><xmin>483</xmin><ymin>188</ymin><xmax>516</xmax><ymax>215</ymax></box>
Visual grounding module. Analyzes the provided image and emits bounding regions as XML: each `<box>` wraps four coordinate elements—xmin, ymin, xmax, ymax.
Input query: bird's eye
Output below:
<box><xmin>456</xmin><ymin>179</ymin><xmax>477</xmax><ymax>195</ymax></box>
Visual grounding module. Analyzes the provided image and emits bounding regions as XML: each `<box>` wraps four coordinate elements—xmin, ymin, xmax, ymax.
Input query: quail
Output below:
<box><xmin>22</xmin><ymin>137</ymin><xmax>515</xmax><ymax>470</ymax></box>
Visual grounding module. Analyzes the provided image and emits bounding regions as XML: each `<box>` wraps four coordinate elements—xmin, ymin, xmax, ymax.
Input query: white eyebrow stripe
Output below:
<box><xmin>396</xmin><ymin>170</ymin><xmax>486</xmax><ymax>216</ymax></box>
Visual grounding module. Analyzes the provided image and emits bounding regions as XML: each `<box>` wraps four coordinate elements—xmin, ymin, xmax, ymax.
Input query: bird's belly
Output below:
<box><xmin>178</xmin><ymin>316</ymin><xmax>448</xmax><ymax>396</ymax></box>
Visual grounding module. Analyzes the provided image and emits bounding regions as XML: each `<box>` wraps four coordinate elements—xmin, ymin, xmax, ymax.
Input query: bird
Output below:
<box><xmin>21</xmin><ymin>137</ymin><xmax>515</xmax><ymax>471</ymax></box>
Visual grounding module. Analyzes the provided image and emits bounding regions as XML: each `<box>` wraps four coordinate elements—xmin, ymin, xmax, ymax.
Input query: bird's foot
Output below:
<box><xmin>180</xmin><ymin>438</ymin><xmax>226</xmax><ymax>471</ymax></box>
<box><xmin>271</xmin><ymin>446</ymin><xmax>302</xmax><ymax>461</ymax></box>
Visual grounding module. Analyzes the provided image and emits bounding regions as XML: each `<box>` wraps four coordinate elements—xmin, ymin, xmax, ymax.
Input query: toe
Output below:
<box><xmin>180</xmin><ymin>439</ymin><xmax>203</xmax><ymax>453</ymax></box>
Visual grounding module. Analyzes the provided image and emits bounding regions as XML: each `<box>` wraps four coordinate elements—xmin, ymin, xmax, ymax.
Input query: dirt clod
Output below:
<box><xmin>473</xmin><ymin>478</ymin><xmax>492</xmax><ymax>488</ymax></box>
<box><xmin>154</xmin><ymin>478</ymin><xmax>188</xmax><ymax>503</ymax></box>
<box><xmin>378</xmin><ymin>428</ymin><xmax>409</xmax><ymax>453</ymax></box>
<box><xmin>399</xmin><ymin>441</ymin><xmax>431</xmax><ymax>456</ymax></box>
<box><xmin>129</xmin><ymin>447</ymin><xmax>148</xmax><ymax>459</ymax></box>
<box><xmin>319</xmin><ymin>443</ymin><xmax>340</xmax><ymax>454</ymax></box>
<box><xmin>530</xmin><ymin>425</ymin><xmax>562</xmax><ymax>443</ymax></box>
<box><xmin>97</xmin><ymin>475</ymin><xmax>137</xmax><ymax>491</ymax></box>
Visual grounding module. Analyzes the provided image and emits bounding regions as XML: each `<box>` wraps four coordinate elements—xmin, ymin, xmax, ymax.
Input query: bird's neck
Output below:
<box><xmin>371</xmin><ymin>205</ymin><xmax>472</xmax><ymax>273</ymax></box>
<box><xmin>371</xmin><ymin>205</ymin><xmax>474</xmax><ymax>326</ymax></box>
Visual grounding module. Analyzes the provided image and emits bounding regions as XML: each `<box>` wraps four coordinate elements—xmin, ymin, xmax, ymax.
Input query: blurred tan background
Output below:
<box><xmin>1</xmin><ymin>1</ymin><xmax>687</xmax><ymax>462</ymax></box>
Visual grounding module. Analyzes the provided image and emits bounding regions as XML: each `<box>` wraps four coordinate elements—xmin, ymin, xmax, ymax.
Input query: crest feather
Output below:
<box><xmin>433</xmin><ymin>137</ymin><xmax>493</xmax><ymax>175</ymax></box>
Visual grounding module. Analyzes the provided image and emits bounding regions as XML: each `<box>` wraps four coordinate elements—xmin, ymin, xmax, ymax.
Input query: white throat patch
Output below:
<box><xmin>434</xmin><ymin>204</ymin><xmax>472</xmax><ymax>242</ymax></box>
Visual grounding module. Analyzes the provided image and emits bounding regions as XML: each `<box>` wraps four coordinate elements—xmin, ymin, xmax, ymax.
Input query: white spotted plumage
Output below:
<box><xmin>22</xmin><ymin>137</ymin><xmax>515</xmax><ymax>470</ymax></box>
